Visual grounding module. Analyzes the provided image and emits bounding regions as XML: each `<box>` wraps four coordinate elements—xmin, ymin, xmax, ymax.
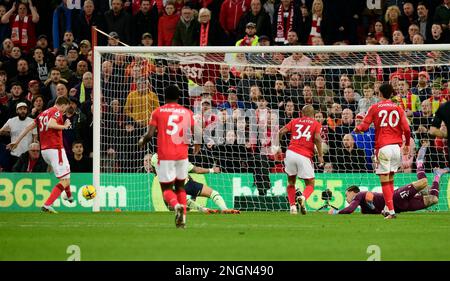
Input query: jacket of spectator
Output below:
<box><xmin>72</xmin><ymin>4</ymin><xmax>103</xmax><ymax>43</ymax></box>
<box><xmin>132</xmin><ymin>1</ymin><xmax>159</xmax><ymax>45</ymax></box>
<box><xmin>52</xmin><ymin>1</ymin><xmax>73</xmax><ymax>51</ymax></box>
<box><xmin>124</xmin><ymin>88</ymin><xmax>160</xmax><ymax>127</ymax></box>
<box><xmin>103</xmin><ymin>7</ymin><xmax>132</xmax><ymax>45</ymax></box>
<box><xmin>433</xmin><ymin>2</ymin><xmax>450</xmax><ymax>28</ymax></box>
<box><xmin>219</xmin><ymin>0</ymin><xmax>251</xmax><ymax>42</ymax></box>
<box><xmin>12</xmin><ymin>150</ymin><xmax>48</xmax><ymax>172</ymax></box>
<box><xmin>237</xmin><ymin>4</ymin><xmax>272</xmax><ymax>41</ymax></box>
<box><xmin>172</xmin><ymin>14</ymin><xmax>200</xmax><ymax>46</ymax></box>
<box><xmin>157</xmin><ymin>9</ymin><xmax>179</xmax><ymax>46</ymax></box>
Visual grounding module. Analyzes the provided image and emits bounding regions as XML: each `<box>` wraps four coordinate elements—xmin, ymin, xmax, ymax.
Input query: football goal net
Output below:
<box><xmin>92</xmin><ymin>44</ymin><xmax>450</xmax><ymax>212</ymax></box>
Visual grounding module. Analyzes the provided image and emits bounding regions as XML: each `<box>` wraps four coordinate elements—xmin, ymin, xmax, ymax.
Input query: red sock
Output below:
<box><xmin>163</xmin><ymin>189</ymin><xmax>178</xmax><ymax>209</ymax></box>
<box><xmin>287</xmin><ymin>185</ymin><xmax>296</xmax><ymax>206</ymax></box>
<box><xmin>303</xmin><ymin>185</ymin><xmax>314</xmax><ymax>200</ymax></box>
<box><xmin>64</xmin><ymin>186</ymin><xmax>72</xmax><ymax>198</ymax></box>
<box><xmin>44</xmin><ymin>183</ymin><xmax>64</xmax><ymax>206</ymax></box>
<box><xmin>175</xmin><ymin>189</ymin><xmax>187</xmax><ymax>214</ymax></box>
<box><xmin>381</xmin><ymin>181</ymin><xmax>394</xmax><ymax>212</ymax></box>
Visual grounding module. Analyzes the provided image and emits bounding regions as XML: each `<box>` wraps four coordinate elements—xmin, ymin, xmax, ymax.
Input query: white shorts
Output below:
<box><xmin>156</xmin><ymin>159</ymin><xmax>189</xmax><ymax>183</ymax></box>
<box><xmin>375</xmin><ymin>144</ymin><xmax>401</xmax><ymax>175</ymax></box>
<box><xmin>41</xmin><ymin>148</ymin><xmax>71</xmax><ymax>179</ymax></box>
<box><xmin>284</xmin><ymin>149</ymin><xmax>315</xmax><ymax>179</ymax></box>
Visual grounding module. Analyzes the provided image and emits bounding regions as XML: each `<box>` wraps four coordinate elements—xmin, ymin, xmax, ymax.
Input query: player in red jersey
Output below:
<box><xmin>139</xmin><ymin>85</ymin><xmax>200</xmax><ymax>228</ymax></box>
<box><xmin>279</xmin><ymin>105</ymin><xmax>324</xmax><ymax>215</ymax></box>
<box><xmin>354</xmin><ymin>83</ymin><xmax>411</xmax><ymax>219</ymax></box>
<box><xmin>7</xmin><ymin>96</ymin><xmax>72</xmax><ymax>213</ymax></box>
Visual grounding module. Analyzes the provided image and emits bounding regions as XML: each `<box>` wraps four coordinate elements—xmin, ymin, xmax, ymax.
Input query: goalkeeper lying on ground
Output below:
<box><xmin>330</xmin><ymin>147</ymin><xmax>449</xmax><ymax>215</ymax></box>
<box><xmin>150</xmin><ymin>153</ymin><xmax>240</xmax><ymax>214</ymax></box>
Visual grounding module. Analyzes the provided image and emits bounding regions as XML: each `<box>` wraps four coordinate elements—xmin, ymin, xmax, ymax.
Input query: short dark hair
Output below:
<box><xmin>379</xmin><ymin>83</ymin><xmax>394</xmax><ymax>99</ymax></box>
<box><xmin>346</xmin><ymin>185</ymin><xmax>360</xmax><ymax>193</ymax></box>
<box><xmin>72</xmin><ymin>140</ymin><xmax>84</xmax><ymax>148</ymax></box>
<box><xmin>165</xmin><ymin>84</ymin><xmax>180</xmax><ymax>101</ymax></box>
<box><xmin>55</xmin><ymin>96</ymin><xmax>70</xmax><ymax>106</ymax></box>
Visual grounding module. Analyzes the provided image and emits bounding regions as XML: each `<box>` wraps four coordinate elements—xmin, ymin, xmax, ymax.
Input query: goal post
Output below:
<box><xmin>93</xmin><ymin>44</ymin><xmax>450</xmax><ymax>212</ymax></box>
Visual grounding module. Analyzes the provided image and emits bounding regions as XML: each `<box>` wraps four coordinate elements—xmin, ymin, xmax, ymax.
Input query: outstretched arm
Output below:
<box><xmin>6</xmin><ymin>122</ymin><xmax>37</xmax><ymax>151</ymax></box>
<box><xmin>336</xmin><ymin>199</ymin><xmax>361</xmax><ymax>214</ymax></box>
<box><xmin>191</xmin><ymin>166</ymin><xmax>220</xmax><ymax>174</ymax></box>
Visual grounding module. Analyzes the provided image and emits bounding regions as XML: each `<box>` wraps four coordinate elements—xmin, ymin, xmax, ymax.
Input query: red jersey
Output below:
<box><xmin>356</xmin><ymin>100</ymin><xmax>411</xmax><ymax>150</ymax></box>
<box><xmin>285</xmin><ymin>116</ymin><xmax>321</xmax><ymax>158</ymax></box>
<box><xmin>35</xmin><ymin>107</ymin><xmax>64</xmax><ymax>150</ymax></box>
<box><xmin>150</xmin><ymin>103</ymin><xmax>194</xmax><ymax>160</ymax></box>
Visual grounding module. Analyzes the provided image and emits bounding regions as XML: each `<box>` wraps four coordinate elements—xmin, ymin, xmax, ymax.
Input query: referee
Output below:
<box><xmin>429</xmin><ymin>101</ymin><xmax>450</xmax><ymax>166</ymax></box>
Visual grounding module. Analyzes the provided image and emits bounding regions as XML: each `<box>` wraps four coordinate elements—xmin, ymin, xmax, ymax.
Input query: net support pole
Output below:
<box><xmin>92</xmin><ymin>48</ymin><xmax>102</xmax><ymax>212</ymax></box>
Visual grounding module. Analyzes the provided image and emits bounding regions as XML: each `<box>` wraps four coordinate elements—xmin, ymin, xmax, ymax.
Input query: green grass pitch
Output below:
<box><xmin>1</xmin><ymin>212</ymin><xmax>450</xmax><ymax>261</ymax></box>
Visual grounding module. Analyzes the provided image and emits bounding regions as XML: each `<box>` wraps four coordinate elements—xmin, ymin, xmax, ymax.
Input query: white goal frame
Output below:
<box><xmin>92</xmin><ymin>44</ymin><xmax>450</xmax><ymax>212</ymax></box>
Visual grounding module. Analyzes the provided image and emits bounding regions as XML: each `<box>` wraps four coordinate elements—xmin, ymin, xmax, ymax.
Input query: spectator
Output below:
<box><xmin>73</xmin><ymin>71</ymin><xmax>93</xmax><ymax>104</ymax></box>
<box><xmin>434</xmin><ymin>0</ymin><xmax>450</xmax><ymax>32</ymax></box>
<box><xmin>373</xmin><ymin>20</ymin><xmax>386</xmax><ymax>41</ymax></box>
<box><xmin>0</xmin><ymin>80</ymin><xmax>8</xmax><ymax>106</ymax></box>
<box><xmin>335</xmin><ymin>134</ymin><xmax>367</xmax><ymax>172</ymax></box>
<box><xmin>285</xmin><ymin>30</ymin><xmax>299</xmax><ymax>45</ymax></box>
<box><xmin>57</xmin><ymin>31</ymin><xmax>78</xmax><ymax>57</ymax></box>
<box><xmin>351</xmin><ymin>112</ymin><xmax>375</xmax><ymax>170</ymax></box>
<box><xmin>52</xmin><ymin>0</ymin><xmax>73</xmax><ymax>53</ymax></box>
<box><xmin>272</xmin><ymin>0</ymin><xmax>295</xmax><ymax>45</ymax></box>
<box><xmin>124</xmin><ymin>77</ymin><xmax>159</xmax><ymax>127</ymax></box>
<box><xmin>7</xmin><ymin>83</ymin><xmax>29</xmax><ymax>118</ymax></box>
<box><xmin>236</xmin><ymin>22</ymin><xmax>259</xmax><ymax>46</ymax></box>
<box><xmin>417</xmin><ymin>2</ymin><xmax>433</xmax><ymax>42</ymax></box>
<box><xmin>293</xmin><ymin>4</ymin><xmax>311</xmax><ymax>45</ymax></box>
<box><xmin>220</xmin><ymin>0</ymin><xmax>251</xmax><ymax>45</ymax></box>
<box><xmin>218</xmin><ymin>87</ymin><xmax>246</xmax><ymax>111</ymax></box>
<box><xmin>411</xmin><ymin>71</ymin><xmax>432</xmax><ymax>101</ymax></box>
<box><xmin>103</xmin><ymin>0</ymin><xmax>132</xmax><ymax>45</ymax></box>
<box><xmin>0</xmin><ymin>102</ymin><xmax>37</xmax><ymax>167</ymax></box>
<box><xmin>352</xmin><ymin>63</ymin><xmax>376</xmax><ymax>94</ymax></box>
<box><xmin>107</xmin><ymin>31</ymin><xmax>120</xmax><ymax>46</ymax></box>
<box><xmin>35</xmin><ymin>34</ymin><xmax>55</xmax><ymax>64</ymax></box>
<box><xmin>69</xmin><ymin>140</ymin><xmax>93</xmax><ymax>172</ymax></box>
<box><xmin>399</xmin><ymin>1</ymin><xmax>416</xmax><ymax>36</ymax></box>
<box><xmin>166</xmin><ymin>60</ymin><xmax>189</xmax><ymax>107</ymax></box>
<box><xmin>358</xmin><ymin>83</ymin><xmax>379</xmax><ymax>114</ymax></box>
<box><xmin>398</xmin><ymin>78</ymin><xmax>421</xmax><ymax>119</ymax></box>
<box><xmin>307</xmin><ymin>0</ymin><xmax>325</xmax><ymax>45</ymax></box>
<box><xmin>384</xmin><ymin>5</ymin><xmax>402</xmax><ymax>41</ymax></box>
<box><xmin>132</xmin><ymin>0</ymin><xmax>159</xmax><ymax>45</ymax></box>
<box><xmin>29</xmin><ymin>48</ymin><xmax>53</xmax><ymax>83</ymax></box>
<box><xmin>139</xmin><ymin>32</ymin><xmax>154</xmax><ymax>46</ymax></box>
<box><xmin>78</xmin><ymin>40</ymin><xmax>92</xmax><ymax>63</ymax></box>
<box><xmin>413</xmin><ymin>99</ymin><xmax>434</xmax><ymax>134</ymax></box>
<box><xmin>215</xmin><ymin>64</ymin><xmax>238</xmax><ymax>94</ymax></box>
<box><xmin>42</xmin><ymin>68</ymin><xmax>68</xmax><ymax>103</ymax></box>
<box><xmin>157</xmin><ymin>1</ymin><xmax>179</xmax><ymax>46</ymax></box>
<box><xmin>405</xmin><ymin>23</ymin><xmax>420</xmax><ymax>44</ymax></box>
<box><xmin>392</xmin><ymin>29</ymin><xmax>406</xmax><ymax>44</ymax></box>
<box><xmin>73</xmin><ymin>60</ymin><xmax>89</xmax><ymax>82</ymax></box>
<box><xmin>72</xmin><ymin>0</ymin><xmax>101</xmax><ymax>43</ymax></box>
<box><xmin>2</xmin><ymin>46</ymin><xmax>22</xmax><ymax>78</ymax></box>
<box><xmin>54</xmin><ymin>55</ymin><xmax>76</xmax><ymax>87</ymax></box>
<box><xmin>172</xmin><ymin>5</ymin><xmax>199</xmax><ymax>46</ymax></box>
<box><xmin>47</xmin><ymin>83</ymin><xmax>69</xmax><ymax>108</ymax></box>
<box><xmin>0</xmin><ymin>4</ymin><xmax>11</xmax><ymax>44</ymax></box>
<box><xmin>279</xmin><ymin>51</ymin><xmax>312</xmax><ymax>77</ymax></box>
<box><xmin>29</xmin><ymin>94</ymin><xmax>45</xmax><ymax>119</ymax></box>
<box><xmin>10</xmin><ymin>59</ymin><xmax>38</xmax><ymax>92</ymax></box>
<box><xmin>237</xmin><ymin>0</ymin><xmax>272</xmax><ymax>42</ymax></box>
<box><xmin>412</xmin><ymin>32</ymin><xmax>425</xmax><ymax>44</ymax></box>
<box><xmin>26</xmin><ymin>80</ymin><xmax>41</xmax><ymax>102</ymax></box>
<box><xmin>430</xmin><ymin>23</ymin><xmax>448</xmax><ymax>43</ymax></box>
<box><xmin>12</xmin><ymin>142</ymin><xmax>47</xmax><ymax>172</ymax></box>
<box><xmin>339</xmin><ymin>86</ymin><xmax>359</xmax><ymax>113</ymax></box>
<box><xmin>1</xmin><ymin>0</ymin><xmax>39</xmax><ymax>54</ymax></box>
<box><xmin>429</xmin><ymin>80</ymin><xmax>447</xmax><ymax>114</ymax></box>
<box><xmin>198</xmin><ymin>7</ymin><xmax>224</xmax><ymax>46</ymax></box>
<box><xmin>313</xmin><ymin>75</ymin><xmax>335</xmax><ymax>111</ymax></box>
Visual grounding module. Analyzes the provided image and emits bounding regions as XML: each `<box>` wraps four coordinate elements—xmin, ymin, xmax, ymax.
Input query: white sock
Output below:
<box><xmin>187</xmin><ymin>199</ymin><xmax>204</xmax><ymax>212</ymax></box>
<box><xmin>210</xmin><ymin>190</ymin><xmax>227</xmax><ymax>210</ymax></box>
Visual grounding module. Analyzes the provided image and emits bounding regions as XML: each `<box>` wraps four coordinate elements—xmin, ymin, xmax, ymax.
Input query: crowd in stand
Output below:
<box><xmin>0</xmin><ymin>0</ymin><xmax>449</xmax><ymax>194</ymax></box>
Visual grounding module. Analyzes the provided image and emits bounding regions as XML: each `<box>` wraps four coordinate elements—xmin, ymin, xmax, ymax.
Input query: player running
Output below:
<box><xmin>354</xmin><ymin>83</ymin><xmax>411</xmax><ymax>219</ymax></box>
<box><xmin>139</xmin><ymin>85</ymin><xmax>200</xmax><ymax>228</ymax></box>
<box><xmin>7</xmin><ymin>96</ymin><xmax>72</xmax><ymax>213</ymax></box>
<box><xmin>330</xmin><ymin>147</ymin><xmax>449</xmax><ymax>215</ymax></box>
<box><xmin>150</xmin><ymin>153</ymin><xmax>240</xmax><ymax>214</ymax></box>
<box><xmin>278</xmin><ymin>105</ymin><xmax>324</xmax><ymax>215</ymax></box>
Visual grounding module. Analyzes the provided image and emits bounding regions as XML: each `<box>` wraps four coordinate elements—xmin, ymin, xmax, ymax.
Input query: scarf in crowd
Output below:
<box><xmin>200</xmin><ymin>22</ymin><xmax>210</xmax><ymax>46</ymax></box>
<box><xmin>11</xmin><ymin>15</ymin><xmax>29</xmax><ymax>48</ymax></box>
<box><xmin>239</xmin><ymin>35</ymin><xmax>254</xmax><ymax>46</ymax></box>
<box><xmin>363</xmin><ymin>54</ymin><xmax>383</xmax><ymax>81</ymax></box>
<box><xmin>275</xmin><ymin>2</ymin><xmax>294</xmax><ymax>44</ymax></box>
